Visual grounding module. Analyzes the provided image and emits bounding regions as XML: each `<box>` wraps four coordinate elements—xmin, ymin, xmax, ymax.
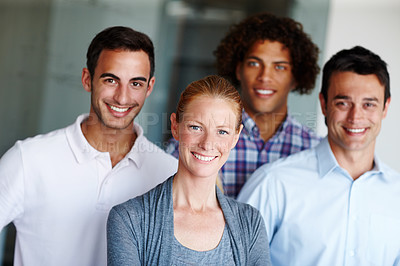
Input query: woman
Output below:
<box><xmin>107</xmin><ymin>75</ymin><xmax>271</xmax><ymax>265</ymax></box>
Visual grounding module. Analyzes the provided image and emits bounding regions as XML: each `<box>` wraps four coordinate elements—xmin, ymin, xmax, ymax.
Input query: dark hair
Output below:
<box><xmin>176</xmin><ymin>75</ymin><xmax>243</xmax><ymax>132</ymax></box>
<box><xmin>321</xmin><ymin>46</ymin><xmax>390</xmax><ymax>104</ymax></box>
<box><xmin>214</xmin><ymin>12</ymin><xmax>320</xmax><ymax>94</ymax></box>
<box><xmin>86</xmin><ymin>26</ymin><xmax>155</xmax><ymax>80</ymax></box>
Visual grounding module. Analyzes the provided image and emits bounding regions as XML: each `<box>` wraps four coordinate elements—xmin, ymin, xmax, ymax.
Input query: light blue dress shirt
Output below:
<box><xmin>238</xmin><ymin>137</ymin><xmax>400</xmax><ymax>266</ymax></box>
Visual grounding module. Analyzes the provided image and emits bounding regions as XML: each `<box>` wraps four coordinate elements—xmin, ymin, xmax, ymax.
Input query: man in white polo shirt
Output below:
<box><xmin>0</xmin><ymin>26</ymin><xmax>177</xmax><ymax>266</ymax></box>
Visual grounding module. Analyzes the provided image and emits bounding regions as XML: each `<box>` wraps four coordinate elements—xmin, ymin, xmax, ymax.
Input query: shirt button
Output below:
<box><xmin>349</xmin><ymin>250</ymin><xmax>355</xmax><ymax>257</ymax></box>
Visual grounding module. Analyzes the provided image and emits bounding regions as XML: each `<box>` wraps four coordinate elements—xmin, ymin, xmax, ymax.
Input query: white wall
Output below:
<box><xmin>318</xmin><ymin>0</ymin><xmax>400</xmax><ymax>171</ymax></box>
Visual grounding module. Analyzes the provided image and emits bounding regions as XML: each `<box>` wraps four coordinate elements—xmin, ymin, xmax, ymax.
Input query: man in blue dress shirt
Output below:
<box><xmin>238</xmin><ymin>46</ymin><xmax>400</xmax><ymax>265</ymax></box>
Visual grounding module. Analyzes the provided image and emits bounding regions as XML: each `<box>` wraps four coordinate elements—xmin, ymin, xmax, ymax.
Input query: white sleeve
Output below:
<box><xmin>0</xmin><ymin>142</ymin><xmax>25</xmax><ymax>229</ymax></box>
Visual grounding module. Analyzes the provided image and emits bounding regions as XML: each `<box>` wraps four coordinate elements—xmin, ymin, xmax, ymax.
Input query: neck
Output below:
<box><xmin>172</xmin><ymin>168</ymin><xmax>219</xmax><ymax>212</ymax></box>
<box><xmin>329</xmin><ymin>140</ymin><xmax>375</xmax><ymax>180</ymax></box>
<box><xmin>81</xmin><ymin>114</ymin><xmax>137</xmax><ymax>167</ymax></box>
<box><xmin>246</xmin><ymin>109</ymin><xmax>287</xmax><ymax>141</ymax></box>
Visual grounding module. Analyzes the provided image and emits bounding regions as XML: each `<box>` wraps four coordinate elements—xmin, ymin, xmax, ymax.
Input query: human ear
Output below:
<box><xmin>146</xmin><ymin>77</ymin><xmax>155</xmax><ymax>98</ymax></box>
<box><xmin>319</xmin><ymin>93</ymin><xmax>327</xmax><ymax>116</ymax></box>
<box><xmin>170</xmin><ymin>113</ymin><xmax>179</xmax><ymax>141</ymax></box>
<box><xmin>231</xmin><ymin>124</ymin><xmax>243</xmax><ymax>149</ymax></box>
<box><xmin>382</xmin><ymin>97</ymin><xmax>391</xmax><ymax>119</ymax></box>
<box><xmin>81</xmin><ymin>68</ymin><xmax>92</xmax><ymax>93</ymax></box>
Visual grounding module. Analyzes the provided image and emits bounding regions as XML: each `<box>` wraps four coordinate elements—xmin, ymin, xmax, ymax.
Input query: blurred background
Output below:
<box><xmin>0</xmin><ymin>0</ymin><xmax>399</xmax><ymax>264</ymax></box>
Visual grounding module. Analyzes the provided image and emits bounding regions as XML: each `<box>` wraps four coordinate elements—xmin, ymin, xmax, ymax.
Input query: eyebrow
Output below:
<box><xmin>246</xmin><ymin>56</ymin><xmax>291</xmax><ymax>65</ymax></box>
<box><xmin>100</xmin><ymin>73</ymin><xmax>148</xmax><ymax>83</ymax></box>
<box><xmin>186</xmin><ymin>119</ymin><xmax>232</xmax><ymax>128</ymax></box>
<box><xmin>333</xmin><ymin>95</ymin><xmax>379</xmax><ymax>102</ymax></box>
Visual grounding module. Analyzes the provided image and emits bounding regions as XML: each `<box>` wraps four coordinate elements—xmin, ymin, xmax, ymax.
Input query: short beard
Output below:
<box><xmin>90</xmin><ymin>93</ymin><xmax>137</xmax><ymax>131</ymax></box>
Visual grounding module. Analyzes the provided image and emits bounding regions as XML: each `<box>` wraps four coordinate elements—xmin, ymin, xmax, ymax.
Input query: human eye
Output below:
<box><xmin>189</xmin><ymin>125</ymin><xmax>201</xmax><ymax>131</ymax></box>
<box><xmin>105</xmin><ymin>78</ymin><xmax>117</xmax><ymax>84</ymax></box>
<box><xmin>335</xmin><ymin>101</ymin><xmax>349</xmax><ymax>110</ymax></box>
<box><xmin>131</xmin><ymin>81</ymin><xmax>144</xmax><ymax>88</ymax></box>
<box><xmin>218</xmin><ymin>129</ymin><xmax>229</xmax><ymax>135</ymax></box>
<box><xmin>246</xmin><ymin>60</ymin><xmax>260</xmax><ymax>68</ymax></box>
<box><xmin>275</xmin><ymin>64</ymin><xmax>287</xmax><ymax>71</ymax></box>
<box><xmin>364</xmin><ymin>102</ymin><xmax>377</xmax><ymax>108</ymax></box>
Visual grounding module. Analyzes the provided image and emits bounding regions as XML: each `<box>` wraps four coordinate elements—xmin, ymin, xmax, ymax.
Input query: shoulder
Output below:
<box><xmin>2</xmin><ymin>126</ymin><xmax>69</xmax><ymax>159</ymax></box>
<box><xmin>136</xmin><ymin>136</ymin><xmax>177</xmax><ymax>161</ymax></box>
<box><xmin>220</xmin><ymin>189</ymin><xmax>264</xmax><ymax>226</ymax></box>
<box><xmin>134</xmin><ymin>137</ymin><xmax>178</xmax><ymax>178</ymax></box>
<box><xmin>257</xmin><ymin>147</ymin><xmax>316</xmax><ymax>177</ymax></box>
<box><xmin>379</xmin><ymin>161</ymin><xmax>400</xmax><ymax>182</ymax></box>
<box><xmin>285</xmin><ymin>115</ymin><xmax>321</xmax><ymax>144</ymax></box>
<box><xmin>238</xmin><ymin>147</ymin><xmax>317</xmax><ymax>199</ymax></box>
<box><xmin>222</xmin><ymin>195</ymin><xmax>266</xmax><ymax>242</ymax></box>
<box><xmin>224</xmin><ymin>196</ymin><xmax>262</xmax><ymax>220</ymax></box>
<box><xmin>111</xmin><ymin>178</ymin><xmax>170</xmax><ymax>221</ymax></box>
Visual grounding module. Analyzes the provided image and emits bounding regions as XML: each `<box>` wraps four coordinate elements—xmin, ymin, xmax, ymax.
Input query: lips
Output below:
<box><xmin>106</xmin><ymin>103</ymin><xmax>132</xmax><ymax>117</ymax></box>
<box><xmin>345</xmin><ymin>127</ymin><xmax>367</xmax><ymax>134</ymax></box>
<box><xmin>254</xmin><ymin>88</ymin><xmax>275</xmax><ymax>97</ymax></box>
<box><xmin>192</xmin><ymin>152</ymin><xmax>217</xmax><ymax>162</ymax></box>
<box><xmin>109</xmin><ymin>105</ymin><xmax>129</xmax><ymax>112</ymax></box>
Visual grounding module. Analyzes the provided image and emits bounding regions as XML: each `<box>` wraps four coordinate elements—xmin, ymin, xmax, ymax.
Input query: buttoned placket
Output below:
<box><xmin>343</xmin><ymin>172</ymin><xmax>371</xmax><ymax>266</ymax></box>
<box><xmin>95</xmin><ymin>153</ymin><xmax>130</xmax><ymax>211</ymax></box>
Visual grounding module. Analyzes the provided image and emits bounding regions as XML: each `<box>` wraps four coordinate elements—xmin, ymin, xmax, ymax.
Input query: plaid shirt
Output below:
<box><xmin>165</xmin><ymin>110</ymin><xmax>321</xmax><ymax>198</ymax></box>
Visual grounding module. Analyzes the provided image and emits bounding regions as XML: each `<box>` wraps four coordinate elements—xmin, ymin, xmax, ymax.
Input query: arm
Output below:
<box><xmin>0</xmin><ymin>143</ymin><xmax>24</xmax><ymax>229</ymax></box>
<box><xmin>107</xmin><ymin>206</ymin><xmax>141</xmax><ymax>266</ymax></box>
<box><xmin>248</xmin><ymin>207</ymin><xmax>272</xmax><ymax>266</ymax></box>
<box><xmin>237</xmin><ymin>166</ymin><xmax>279</xmax><ymax>244</ymax></box>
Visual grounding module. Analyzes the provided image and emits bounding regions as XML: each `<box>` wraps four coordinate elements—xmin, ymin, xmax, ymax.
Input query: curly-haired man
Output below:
<box><xmin>167</xmin><ymin>13</ymin><xmax>321</xmax><ymax>198</ymax></box>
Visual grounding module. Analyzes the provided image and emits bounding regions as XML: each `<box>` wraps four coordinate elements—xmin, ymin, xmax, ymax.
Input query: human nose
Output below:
<box><xmin>114</xmin><ymin>84</ymin><xmax>129</xmax><ymax>105</ymax></box>
<box><xmin>198</xmin><ymin>131</ymin><xmax>215</xmax><ymax>151</ymax></box>
<box><xmin>347</xmin><ymin>104</ymin><xmax>364</xmax><ymax>122</ymax></box>
<box><xmin>258</xmin><ymin>64</ymin><xmax>273</xmax><ymax>82</ymax></box>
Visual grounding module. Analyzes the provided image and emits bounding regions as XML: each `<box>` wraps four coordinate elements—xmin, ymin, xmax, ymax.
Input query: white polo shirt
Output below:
<box><xmin>0</xmin><ymin>114</ymin><xmax>178</xmax><ymax>266</ymax></box>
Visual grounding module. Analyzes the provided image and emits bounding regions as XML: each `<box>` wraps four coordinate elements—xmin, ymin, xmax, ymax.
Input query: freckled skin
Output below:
<box><xmin>171</xmin><ymin>96</ymin><xmax>242</xmax><ymax>179</ymax></box>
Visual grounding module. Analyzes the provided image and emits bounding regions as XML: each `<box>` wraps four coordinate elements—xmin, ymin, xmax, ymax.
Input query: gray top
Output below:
<box><xmin>107</xmin><ymin>176</ymin><xmax>271</xmax><ymax>265</ymax></box>
<box><xmin>171</xmin><ymin>226</ymin><xmax>235</xmax><ymax>265</ymax></box>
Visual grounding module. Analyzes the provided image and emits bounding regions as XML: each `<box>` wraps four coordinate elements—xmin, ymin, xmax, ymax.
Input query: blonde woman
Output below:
<box><xmin>107</xmin><ymin>75</ymin><xmax>271</xmax><ymax>265</ymax></box>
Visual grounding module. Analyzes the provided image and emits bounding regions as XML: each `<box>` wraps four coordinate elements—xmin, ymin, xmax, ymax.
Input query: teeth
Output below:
<box><xmin>347</xmin><ymin>128</ymin><xmax>365</xmax><ymax>133</ymax></box>
<box><xmin>109</xmin><ymin>105</ymin><xmax>129</xmax><ymax>113</ymax></box>
<box><xmin>256</xmin><ymin>89</ymin><xmax>274</xmax><ymax>95</ymax></box>
<box><xmin>193</xmin><ymin>153</ymin><xmax>215</xmax><ymax>162</ymax></box>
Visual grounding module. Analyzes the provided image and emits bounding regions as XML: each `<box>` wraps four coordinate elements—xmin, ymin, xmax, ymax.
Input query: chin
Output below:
<box><xmin>190</xmin><ymin>169</ymin><xmax>219</xmax><ymax>179</ymax></box>
<box><xmin>103</xmin><ymin>117</ymin><xmax>134</xmax><ymax>130</ymax></box>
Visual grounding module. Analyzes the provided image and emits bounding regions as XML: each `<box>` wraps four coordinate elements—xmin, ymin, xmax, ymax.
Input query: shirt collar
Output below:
<box><xmin>241</xmin><ymin>109</ymin><xmax>290</xmax><ymax>139</ymax></box>
<box><xmin>124</xmin><ymin>122</ymin><xmax>146</xmax><ymax>168</ymax></box>
<box><xmin>316</xmin><ymin>137</ymin><xmax>339</xmax><ymax>178</ymax></box>
<box><xmin>66</xmin><ymin>114</ymin><xmax>145</xmax><ymax>168</ymax></box>
<box><xmin>66</xmin><ymin>114</ymin><xmax>100</xmax><ymax>164</ymax></box>
<box><xmin>272</xmin><ymin>113</ymin><xmax>294</xmax><ymax>142</ymax></box>
<box><xmin>316</xmin><ymin>137</ymin><xmax>385</xmax><ymax>179</ymax></box>
<box><xmin>241</xmin><ymin>109</ymin><xmax>257</xmax><ymax>135</ymax></box>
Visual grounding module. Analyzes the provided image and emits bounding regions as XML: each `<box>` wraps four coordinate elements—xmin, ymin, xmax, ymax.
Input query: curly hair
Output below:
<box><xmin>214</xmin><ymin>12</ymin><xmax>320</xmax><ymax>94</ymax></box>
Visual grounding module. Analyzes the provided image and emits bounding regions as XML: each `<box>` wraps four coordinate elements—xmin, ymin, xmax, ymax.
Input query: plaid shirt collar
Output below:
<box><xmin>241</xmin><ymin>109</ymin><xmax>292</xmax><ymax>143</ymax></box>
